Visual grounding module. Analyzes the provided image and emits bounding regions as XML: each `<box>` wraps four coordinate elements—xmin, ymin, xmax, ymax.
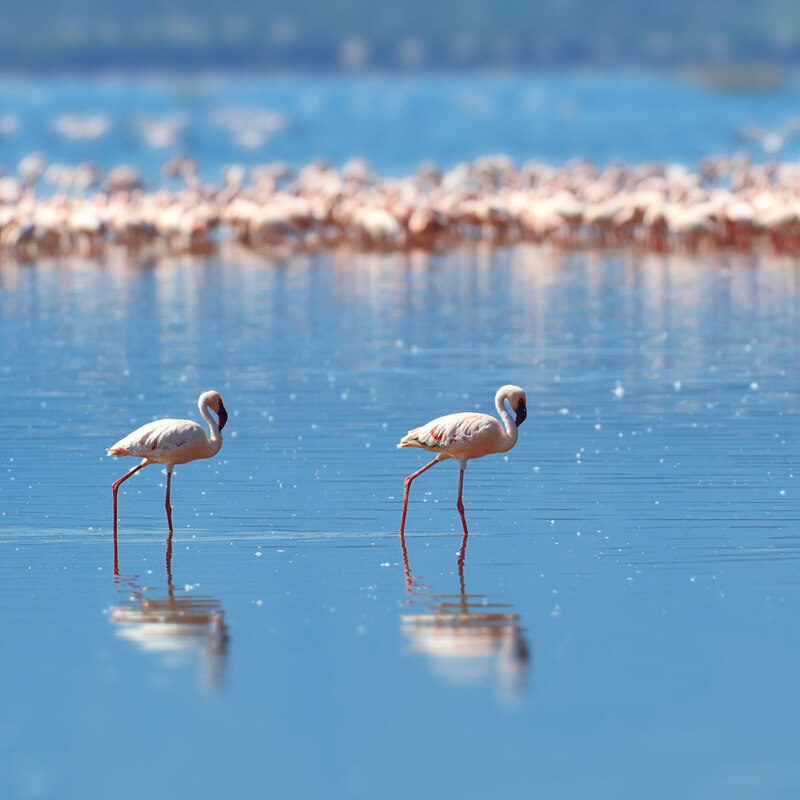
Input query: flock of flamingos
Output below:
<box><xmin>5</xmin><ymin>151</ymin><xmax>800</xmax><ymax>258</ymax></box>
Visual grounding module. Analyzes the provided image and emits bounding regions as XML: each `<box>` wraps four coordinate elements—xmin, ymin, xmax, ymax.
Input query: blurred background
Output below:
<box><xmin>1</xmin><ymin>0</ymin><xmax>800</xmax><ymax>186</ymax></box>
<box><xmin>2</xmin><ymin>0</ymin><xmax>800</xmax><ymax>73</ymax></box>
<box><xmin>2</xmin><ymin>1</ymin><xmax>800</xmax><ymax>248</ymax></box>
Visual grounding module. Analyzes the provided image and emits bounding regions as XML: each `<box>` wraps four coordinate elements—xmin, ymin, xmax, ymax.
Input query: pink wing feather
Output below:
<box><xmin>107</xmin><ymin>418</ymin><xmax>205</xmax><ymax>461</ymax></box>
<box><xmin>398</xmin><ymin>411</ymin><xmax>501</xmax><ymax>458</ymax></box>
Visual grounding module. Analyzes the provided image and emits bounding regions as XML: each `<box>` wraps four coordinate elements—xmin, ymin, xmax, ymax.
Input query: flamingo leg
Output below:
<box><xmin>457</xmin><ymin>527</ymin><xmax>469</xmax><ymax>596</ymax></box>
<box><xmin>399</xmin><ymin>457</ymin><xmax>439</xmax><ymax>535</ymax></box>
<box><xmin>398</xmin><ymin>530</ymin><xmax>417</xmax><ymax>593</ymax></box>
<box><xmin>112</xmin><ymin>461</ymin><xmax>147</xmax><ymax>534</ymax></box>
<box><xmin>165</xmin><ymin>529</ymin><xmax>173</xmax><ymax>586</ymax></box>
<box><xmin>164</xmin><ymin>468</ymin><xmax>174</xmax><ymax>532</ymax></box>
<box><xmin>456</xmin><ymin>467</ymin><xmax>469</xmax><ymax>536</ymax></box>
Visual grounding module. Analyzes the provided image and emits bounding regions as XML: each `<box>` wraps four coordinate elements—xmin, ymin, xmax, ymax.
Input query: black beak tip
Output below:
<box><xmin>218</xmin><ymin>403</ymin><xmax>229</xmax><ymax>431</ymax></box>
<box><xmin>515</xmin><ymin>402</ymin><xmax>527</xmax><ymax>427</ymax></box>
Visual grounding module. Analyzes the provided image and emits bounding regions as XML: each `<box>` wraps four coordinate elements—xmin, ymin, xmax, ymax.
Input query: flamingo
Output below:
<box><xmin>107</xmin><ymin>390</ymin><xmax>228</xmax><ymax>533</ymax></box>
<box><xmin>397</xmin><ymin>385</ymin><xmax>527</xmax><ymax>535</ymax></box>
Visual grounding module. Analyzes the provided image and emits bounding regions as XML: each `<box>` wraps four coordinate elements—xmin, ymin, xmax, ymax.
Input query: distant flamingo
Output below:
<box><xmin>11</xmin><ymin>152</ymin><xmax>800</xmax><ymax>257</ymax></box>
<box><xmin>397</xmin><ymin>385</ymin><xmax>527</xmax><ymax>535</ymax></box>
<box><xmin>107</xmin><ymin>390</ymin><xmax>228</xmax><ymax>533</ymax></box>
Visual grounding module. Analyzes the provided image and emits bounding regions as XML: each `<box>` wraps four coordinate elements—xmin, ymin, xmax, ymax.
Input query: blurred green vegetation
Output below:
<box><xmin>2</xmin><ymin>0</ymin><xmax>800</xmax><ymax>70</ymax></box>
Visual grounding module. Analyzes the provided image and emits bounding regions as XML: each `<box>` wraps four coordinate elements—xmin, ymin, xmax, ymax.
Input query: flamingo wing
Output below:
<box><xmin>398</xmin><ymin>412</ymin><xmax>501</xmax><ymax>457</ymax></box>
<box><xmin>107</xmin><ymin>418</ymin><xmax>206</xmax><ymax>461</ymax></box>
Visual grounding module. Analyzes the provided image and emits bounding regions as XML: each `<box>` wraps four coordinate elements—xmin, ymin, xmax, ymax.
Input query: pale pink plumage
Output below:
<box><xmin>108</xmin><ymin>418</ymin><xmax>217</xmax><ymax>465</ymax></box>
<box><xmin>397</xmin><ymin>384</ymin><xmax>527</xmax><ymax>536</ymax></box>
<box><xmin>108</xmin><ymin>390</ymin><xmax>228</xmax><ymax>533</ymax></box>
<box><xmin>398</xmin><ymin>411</ymin><xmax>510</xmax><ymax>463</ymax></box>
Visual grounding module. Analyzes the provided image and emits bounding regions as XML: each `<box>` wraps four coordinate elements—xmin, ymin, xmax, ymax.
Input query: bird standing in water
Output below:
<box><xmin>107</xmin><ymin>390</ymin><xmax>228</xmax><ymax>533</ymax></box>
<box><xmin>397</xmin><ymin>384</ymin><xmax>527</xmax><ymax>535</ymax></box>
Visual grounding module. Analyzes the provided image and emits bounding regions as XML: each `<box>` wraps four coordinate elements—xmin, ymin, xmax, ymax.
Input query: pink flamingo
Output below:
<box><xmin>107</xmin><ymin>390</ymin><xmax>228</xmax><ymax>533</ymax></box>
<box><xmin>397</xmin><ymin>385</ymin><xmax>527</xmax><ymax>535</ymax></box>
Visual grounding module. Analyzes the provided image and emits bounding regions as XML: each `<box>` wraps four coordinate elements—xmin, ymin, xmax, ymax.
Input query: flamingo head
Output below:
<box><xmin>201</xmin><ymin>390</ymin><xmax>228</xmax><ymax>430</ymax></box>
<box><xmin>514</xmin><ymin>397</ymin><xmax>527</xmax><ymax>427</ymax></box>
<box><xmin>499</xmin><ymin>385</ymin><xmax>527</xmax><ymax>427</ymax></box>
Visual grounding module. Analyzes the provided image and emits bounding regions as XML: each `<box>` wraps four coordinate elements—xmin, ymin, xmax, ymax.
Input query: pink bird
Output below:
<box><xmin>107</xmin><ymin>390</ymin><xmax>228</xmax><ymax>533</ymax></box>
<box><xmin>397</xmin><ymin>384</ymin><xmax>527</xmax><ymax>535</ymax></box>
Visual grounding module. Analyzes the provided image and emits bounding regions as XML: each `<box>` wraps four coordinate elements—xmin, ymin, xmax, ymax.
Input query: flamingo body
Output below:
<box><xmin>108</xmin><ymin>390</ymin><xmax>228</xmax><ymax>533</ymax></box>
<box><xmin>398</xmin><ymin>411</ymin><xmax>514</xmax><ymax>464</ymax></box>
<box><xmin>397</xmin><ymin>385</ymin><xmax>527</xmax><ymax>535</ymax></box>
<box><xmin>108</xmin><ymin>418</ymin><xmax>219</xmax><ymax>466</ymax></box>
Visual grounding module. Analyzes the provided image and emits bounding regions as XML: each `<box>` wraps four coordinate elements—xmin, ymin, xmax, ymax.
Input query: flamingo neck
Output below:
<box><xmin>199</xmin><ymin>399</ymin><xmax>222</xmax><ymax>451</ymax></box>
<box><xmin>495</xmin><ymin>389</ymin><xmax>519</xmax><ymax>448</ymax></box>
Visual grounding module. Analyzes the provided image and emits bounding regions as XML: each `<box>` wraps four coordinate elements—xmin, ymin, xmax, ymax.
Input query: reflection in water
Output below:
<box><xmin>399</xmin><ymin>531</ymin><xmax>530</xmax><ymax>700</ymax></box>
<box><xmin>110</xmin><ymin>532</ymin><xmax>230</xmax><ymax>691</ymax></box>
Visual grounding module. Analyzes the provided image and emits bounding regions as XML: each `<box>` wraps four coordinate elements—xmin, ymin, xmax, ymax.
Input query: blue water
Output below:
<box><xmin>2</xmin><ymin>247</ymin><xmax>800</xmax><ymax>799</ymax></box>
<box><xmin>2</xmin><ymin>71</ymin><xmax>800</xmax><ymax>184</ymax></box>
<box><xmin>3</xmin><ymin>74</ymin><xmax>800</xmax><ymax>800</ymax></box>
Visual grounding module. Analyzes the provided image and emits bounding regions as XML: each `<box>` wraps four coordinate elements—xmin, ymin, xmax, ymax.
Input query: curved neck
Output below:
<box><xmin>199</xmin><ymin>399</ymin><xmax>222</xmax><ymax>448</ymax></box>
<box><xmin>495</xmin><ymin>391</ymin><xmax>519</xmax><ymax>446</ymax></box>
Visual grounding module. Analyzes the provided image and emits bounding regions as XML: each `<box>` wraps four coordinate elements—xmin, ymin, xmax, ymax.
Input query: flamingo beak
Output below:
<box><xmin>515</xmin><ymin>401</ymin><xmax>527</xmax><ymax>427</ymax></box>
<box><xmin>218</xmin><ymin>402</ymin><xmax>229</xmax><ymax>431</ymax></box>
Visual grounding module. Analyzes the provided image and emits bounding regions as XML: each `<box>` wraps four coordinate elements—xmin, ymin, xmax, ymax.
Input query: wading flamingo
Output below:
<box><xmin>107</xmin><ymin>390</ymin><xmax>228</xmax><ymax>533</ymax></box>
<box><xmin>397</xmin><ymin>385</ymin><xmax>527</xmax><ymax>535</ymax></box>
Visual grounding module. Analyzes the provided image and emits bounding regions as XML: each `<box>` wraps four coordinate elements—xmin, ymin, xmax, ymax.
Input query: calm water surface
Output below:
<box><xmin>2</xmin><ymin>247</ymin><xmax>800</xmax><ymax>799</ymax></box>
<box><xmin>4</xmin><ymin>72</ymin><xmax>800</xmax><ymax>181</ymax></box>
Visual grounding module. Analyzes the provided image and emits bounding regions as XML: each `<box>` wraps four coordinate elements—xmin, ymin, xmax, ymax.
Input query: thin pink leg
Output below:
<box><xmin>456</xmin><ymin>467</ymin><xmax>469</xmax><ymax>536</ymax></box>
<box><xmin>398</xmin><ymin>530</ymin><xmax>417</xmax><ymax>593</ymax></box>
<box><xmin>457</xmin><ymin>527</ymin><xmax>469</xmax><ymax>596</ymax></box>
<box><xmin>399</xmin><ymin>457</ymin><xmax>439</xmax><ymax>535</ymax></box>
<box><xmin>165</xmin><ymin>530</ymin><xmax>174</xmax><ymax>586</ymax></box>
<box><xmin>165</xmin><ymin>469</ymin><xmax>173</xmax><ymax>532</ymax></box>
<box><xmin>112</xmin><ymin>462</ymin><xmax>147</xmax><ymax>535</ymax></box>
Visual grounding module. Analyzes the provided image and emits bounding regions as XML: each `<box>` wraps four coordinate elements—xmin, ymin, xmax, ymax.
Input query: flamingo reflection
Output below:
<box><xmin>399</xmin><ymin>530</ymin><xmax>530</xmax><ymax>698</ymax></box>
<box><xmin>110</xmin><ymin>531</ymin><xmax>230</xmax><ymax>691</ymax></box>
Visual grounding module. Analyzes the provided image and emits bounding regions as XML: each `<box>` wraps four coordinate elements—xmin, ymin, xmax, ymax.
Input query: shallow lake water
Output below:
<box><xmin>5</xmin><ymin>71</ymin><xmax>800</xmax><ymax>182</ymax></box>
<box><xmin>2</xmin><ymin>246</ymin><xmax>800</xmax><ymax>799</ymax></box>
